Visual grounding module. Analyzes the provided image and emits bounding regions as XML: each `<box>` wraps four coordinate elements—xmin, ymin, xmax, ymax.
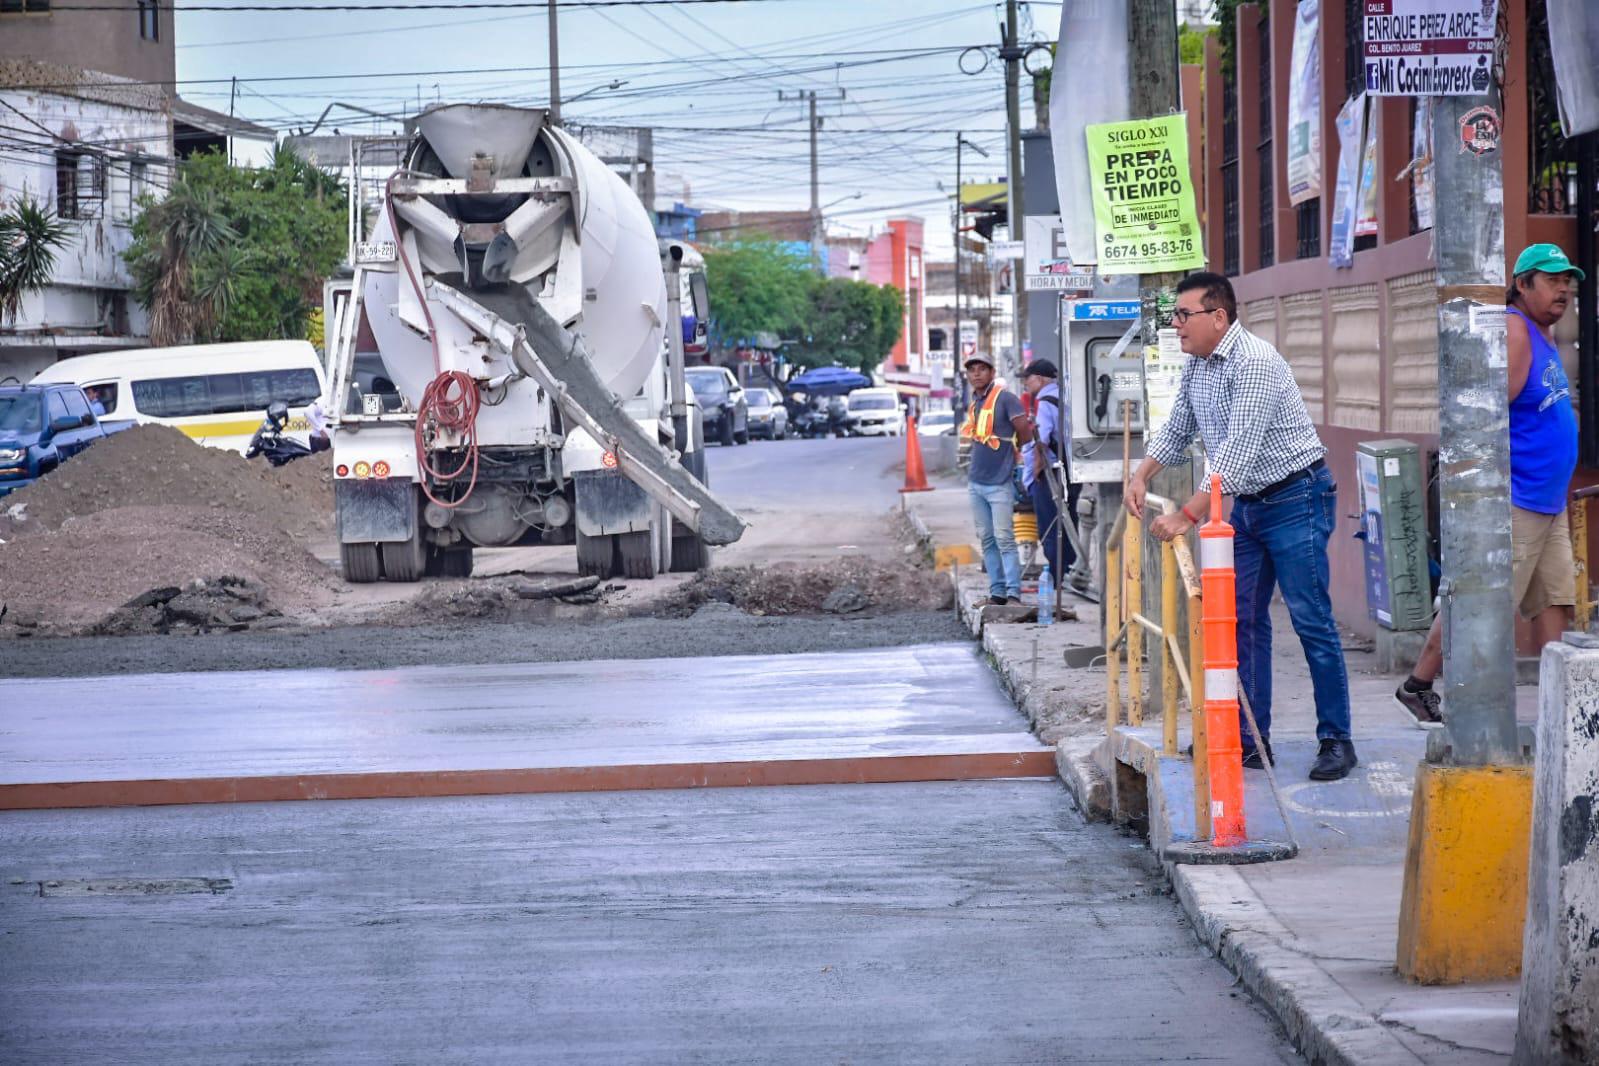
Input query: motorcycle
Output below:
<box><xmin>244</xmin><ymin>401</ymin><xmax>316</xmax><ymax>467</ymax></box>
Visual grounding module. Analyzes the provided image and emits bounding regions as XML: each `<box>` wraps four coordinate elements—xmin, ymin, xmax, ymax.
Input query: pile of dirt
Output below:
<box><xmin>0</xmin><ymin>505</ymin><xmax>337</xmax><ymax>635</ymax></box>
<box><xmin>653</xmin><ymin>557</ymin><xmax>953</xmax><ymax>618</ymax></box>
<box><xmin>0</xmin><ymin>424</ymin><xmax>333</xmax><ymax>541</ymax></box>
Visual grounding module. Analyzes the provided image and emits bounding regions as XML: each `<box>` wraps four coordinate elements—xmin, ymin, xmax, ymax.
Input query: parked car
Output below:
<box><xmin>685</xmin><ymin>366</ymin><xmax>748</xmax><ymax>446</ymax></box>
<box><xmin>0</xmin><ymin>384</ymin><xmax>134</xmax><ymax>497</ymax></box>
<box><xmin>917</xmin><ymin>410</ymin><xmax>956</xmax><ymax>436</ymax></box>
<box><xmin>745</xmin><ymin>388</ymin><xmax>788</xmax><ymax>440</ymax></box>
<box><xmin>845</xmin><ymin>387</ymin><xmax>905</xmax><ymax>436</ymax></box>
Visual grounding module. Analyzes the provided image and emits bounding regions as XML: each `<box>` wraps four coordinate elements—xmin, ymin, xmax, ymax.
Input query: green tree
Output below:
<box><xmin>792</xmin><ymin>277</ymin><xmax>904</xmax><ymax>374</ymax></box>
<box><xmin>0</xmin><ymin>196</ymin><xmax>72</xmax><ymax>324</ymax></box>
<box><xmin>1179</xmin><ymin>23</ymin><xmax>1215</xmax><ymax>67</ymax></box>
<box><xmin>126</xmin><ymin>146</ymin><xmax>346</xmax><ymax>345</ymax></box>
<box><xmin>700</xmin><ymin>238</ymin><xmax>813</xmax><ymax>348</ymax></box>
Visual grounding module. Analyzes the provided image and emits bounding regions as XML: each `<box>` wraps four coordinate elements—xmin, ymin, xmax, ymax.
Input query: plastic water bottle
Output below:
<box><xmin>1037</xmin><ymin>563</ymin><xmax>1054</xmax><ymax>626</ymax></box>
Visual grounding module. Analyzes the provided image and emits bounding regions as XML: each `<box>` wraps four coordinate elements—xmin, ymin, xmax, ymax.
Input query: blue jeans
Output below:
<box><xmin>969</xmin><ymin>480</ymin><xmax>1021</xmax><ymax>598</ymax></box>
<box><xmin>1232</xmin><ymin>465</ymin><xmax>1352</xmax><ymax>746</ymax></box>
<box><xmin>1027</xmin><ymin>475</ymin><xmax>1081</xmax><ymax>575</ymax></box>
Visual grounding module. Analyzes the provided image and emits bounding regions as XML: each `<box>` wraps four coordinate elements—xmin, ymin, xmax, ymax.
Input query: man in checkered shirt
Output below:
<box><xmin>1126</xmin><ymin>272</ymin><xmax>1357</xmax><ymax>783</ymax></box>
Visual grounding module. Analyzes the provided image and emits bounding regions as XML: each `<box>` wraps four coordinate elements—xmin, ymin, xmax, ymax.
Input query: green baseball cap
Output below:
<box><xmin>1513</xmin><ymin>243</ymin><xmax>1585</xmax><ymax>280</ymax></box>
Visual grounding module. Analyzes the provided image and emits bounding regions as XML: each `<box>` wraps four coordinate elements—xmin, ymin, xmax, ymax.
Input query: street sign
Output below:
<box><xmin>989</xmin><ymin>240</ymin><xmax>1025</xmax><ymax>260</ymax></box>
<box><xmin>1363</xmin><ymin>0</ymin><xmax>1499</xmax><ymax>96</ymax></box>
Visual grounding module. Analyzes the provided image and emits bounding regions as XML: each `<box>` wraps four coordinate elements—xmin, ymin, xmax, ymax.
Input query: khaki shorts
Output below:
<box><xmin>1512</xmin><ymin>505</ymin><xmax>1576</xmax><ymax>617</ymax></box>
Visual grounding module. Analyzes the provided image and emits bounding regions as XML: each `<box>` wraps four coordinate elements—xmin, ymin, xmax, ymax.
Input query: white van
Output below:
<box><xmin>31</xmin><ymin>340</ymin><xmax>327</xmax><ymax>452</ymax></box>
<box><xmin>845</xmin><ymin>386</ymin><xmax>905</xmax><ymax>437</ymax></box>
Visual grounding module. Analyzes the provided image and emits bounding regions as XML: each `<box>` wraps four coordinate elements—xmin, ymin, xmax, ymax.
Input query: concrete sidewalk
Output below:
<box><xmin>903</xmin><ymin>484</ymin><xmax>1535</xmax><ymax>1065</ymax></box>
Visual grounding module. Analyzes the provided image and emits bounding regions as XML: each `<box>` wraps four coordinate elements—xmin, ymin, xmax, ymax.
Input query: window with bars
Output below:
<box><xmin>1222</xmin><ymin>66</ymin><xmax>1240</xmax><ymax>276</ymax></box>
<box><xmin>1257</xmin><ymin>17</ymin><xmax>1274</xmax><ymax>269</ymax></box>
<box><xmin>1296</xmin><ymin>199</ymin><xmax>1321</xmax><ymax>259</ymax></box>
<box><xmin>55</xmin><ymin>151</ymin><xmax>106</xmax><ymax>221</ymax></box>
<box><xmin>1528</xmin><ymin>0</ymin><xmax>1578</xmax><ymax>215</ymax></box>
<box><xmin>1344</xmin><ymin>0</ymin><xmax>1365</xmax><ymax>100</ymax></box>
<box><xmin>0</xmin><ymin>0</ymin><xmax>51</xmax><ymax>13</ymax></box>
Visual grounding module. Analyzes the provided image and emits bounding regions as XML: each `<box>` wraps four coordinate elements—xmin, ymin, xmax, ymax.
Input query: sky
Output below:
<box><xmin>172</xmin><ymin>0</ymin><xmax>1065</xmax><ymax>260</ymax></box>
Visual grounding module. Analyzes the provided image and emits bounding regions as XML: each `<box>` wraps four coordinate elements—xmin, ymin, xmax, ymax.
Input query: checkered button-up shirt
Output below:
<box><xmin>1145</xmin><ymin>320</ymin><xmax>1325</xmax><ymax>496</ymax></box>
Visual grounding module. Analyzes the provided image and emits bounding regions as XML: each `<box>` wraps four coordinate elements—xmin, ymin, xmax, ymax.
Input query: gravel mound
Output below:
<box><xmin>0</xmin><ymin>424</ymin><xmax>332</xmax><ymax>540</ymax></box>
<box><xmin>655</xmin><ymin>557</ymin><xmax>953</xmax><ymax>618</ymax></box>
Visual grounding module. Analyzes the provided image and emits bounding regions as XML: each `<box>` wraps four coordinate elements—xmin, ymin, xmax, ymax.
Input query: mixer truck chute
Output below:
<box><xmin>325</xmin><ymin>104</ymin><xmax>745</xmax><ymax>583</ymax></box>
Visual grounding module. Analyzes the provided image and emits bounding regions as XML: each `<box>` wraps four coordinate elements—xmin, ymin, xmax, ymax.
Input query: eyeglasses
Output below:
<box><xmin>1170</xmin><ymin>306</ymin><xmax>1217</xmax><ymax>325</ymax></box>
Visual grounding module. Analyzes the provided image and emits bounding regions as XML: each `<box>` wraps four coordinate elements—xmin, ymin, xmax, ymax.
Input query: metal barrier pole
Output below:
<box><xmin>1124</xmin><ymin>511</ymin><xmax>1144</xmax><ymax>726</ymax></box>
<box><xmin>1198</xmin><ymin>474</ymin><xmax>1245</xmax><ymax>847</ymax></box>
<box><xmin>1105</xmin><ymin>535</ymin><xmax>1122</xmax><ymax>732</ymax></box>
<box><xmin>1161</xmin><ymin>540</ymin><xmax>1180</xmax><ymax>754</ymax></box>
<box><xmin>1573</xmin><ymin>488</ymin><xmax>1595</xmax><ymax>631</ymax></box>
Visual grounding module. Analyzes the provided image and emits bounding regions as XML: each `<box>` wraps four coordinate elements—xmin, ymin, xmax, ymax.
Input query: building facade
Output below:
<box><xmin>1188</xmin><ymin>0</ymin><xmax>1593</xmax><ymax>635</ymax></box>
<box><xmin>0</xmin><ymin>1</ymin><xmax>177</xmax><ymax>380</ymax></box>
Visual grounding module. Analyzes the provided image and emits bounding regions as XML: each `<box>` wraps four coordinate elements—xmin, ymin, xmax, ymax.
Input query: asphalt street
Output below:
<box><xmin>1</xmin><ymin>782</ymin><xmax>1298</xmax><ymax>1064</ymax></box>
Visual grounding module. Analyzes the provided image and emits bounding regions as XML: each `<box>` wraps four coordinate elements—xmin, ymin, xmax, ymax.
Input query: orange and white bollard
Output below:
<box><xmin>1198</xmin><ymin>473</ymin><xmax>1247</xmax><ymax>848</ymax></box>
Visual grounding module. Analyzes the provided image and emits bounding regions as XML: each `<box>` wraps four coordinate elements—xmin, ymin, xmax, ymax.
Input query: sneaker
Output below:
<box><xmin>1241</xmin><ymin>740</ymin><xmax>1274</xmax><ymax>769</ymax></box>
<box><xmin>1309</xmin><ymin>738</ymin><xmax>1359</xmax><ymax>781</ymax></box>
<box><xmin>1394</xmin><ymin>682</ymin><xmax>1443</xmax><ymax>729</ymax></box>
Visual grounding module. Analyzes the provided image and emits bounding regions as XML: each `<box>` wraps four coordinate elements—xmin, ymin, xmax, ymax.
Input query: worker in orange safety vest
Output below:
<box><xmin>960</xmin><ymin>353</ymin><xmax>1034</xmax><ymax>606</ymax></box>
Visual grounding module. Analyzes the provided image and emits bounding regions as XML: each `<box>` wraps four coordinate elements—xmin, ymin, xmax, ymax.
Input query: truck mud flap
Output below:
<box><xmin>574</xmin><ymin>468</ymin><xmax>652</xmax><ymax>538</ymax></box>
<box><xmin>337</xmin><ymin>478</ymin><xmax>416</xmax><ymax>544</ymax></box>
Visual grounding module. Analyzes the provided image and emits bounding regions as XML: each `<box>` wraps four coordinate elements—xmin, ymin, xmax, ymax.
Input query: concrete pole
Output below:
<box><xmin>547</xmin><ymin>0</ymin><xmax>561</xmax><ymax>125</ymax></box>
<box><xmin>1396</xmin><ymin>68</ymin><xmax>1534</xmax><ymax>989</ymax></box>
<box><xmin>1429</xmin><ymin>87</ymin><xmax>1520</xmax><ymax>768</ymax></box>
<box><xmin>809</xmin><ymin>90</ymin><xmax>822</xmax><ymax>273</ymax></box>
<box><xmin>1002</xmin><ymin>0</ymin><xmax>1028</xmax><ymax>375</ymax></box>
<box><xmin>955</xmin><ymin>133</ymin><xmax>965</xmax><ymax>418</ymax></box>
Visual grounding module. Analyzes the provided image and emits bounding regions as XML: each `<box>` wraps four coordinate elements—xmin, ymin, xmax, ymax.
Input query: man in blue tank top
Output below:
<box><xmin>1395</xmin><ymin>244</ymin><xmax>1582</xmax><ymax>728</ymax></box>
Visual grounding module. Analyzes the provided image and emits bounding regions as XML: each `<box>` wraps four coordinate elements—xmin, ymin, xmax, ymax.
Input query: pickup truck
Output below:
<box><xmin>0</xmin><ymin>384</ymin><xmax>132</xmax><ymax>498</ymax></box>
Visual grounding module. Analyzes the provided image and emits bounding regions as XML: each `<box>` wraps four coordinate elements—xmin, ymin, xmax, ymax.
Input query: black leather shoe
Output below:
<box><xmin>1309</xmin><ymin>738</ymin><xmax>1358</xmax><ymax>781</ymax></box>
<box><xmin>1241</xmin><ymin>740</ymin><xmax>1274</xmax><ymax>769</ymax></box>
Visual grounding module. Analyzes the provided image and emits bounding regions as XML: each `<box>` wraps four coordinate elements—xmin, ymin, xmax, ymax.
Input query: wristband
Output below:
<box><xmin>1179</xmin><ymin>503</ymin><xmax>1201</xmax><ymax>525</ymax></box>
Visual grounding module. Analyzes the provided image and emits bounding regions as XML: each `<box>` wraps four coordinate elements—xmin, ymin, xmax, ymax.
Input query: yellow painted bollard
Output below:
<box><xmin>1124</xmin><ymin>511</ymin><xmax>1144</xmax><ymax>727</ymax></box>
<box><xmin>1188</xmin><ymin>588</ymin><xmax>1210</xmax><ymax>840</ymax></box>
<box><xmin>1161</xmin><ymin>540</ymin><xmax>1180</xmax><ymax>754</ymax></box>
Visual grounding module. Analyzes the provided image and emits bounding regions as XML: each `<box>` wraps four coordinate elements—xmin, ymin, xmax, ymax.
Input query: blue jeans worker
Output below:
<box><xmin>1019</xmin><ymin>358</ymin><xmax>1082</xmax><ymax>576</ymax></box>
<box><xmin>1126</xmin><ymin>272</ymin><xmax>1356</xmax><ymax>782</ymax></box>
<box><xmin>961</xmin><ymin>353</ymin><xmax>1034</xmax><ymax>606</ymax></box>
<box><xmin>1393</xmin><ymin>243</ymin><xmax>1582</xmax><ymax>729</ymax></box>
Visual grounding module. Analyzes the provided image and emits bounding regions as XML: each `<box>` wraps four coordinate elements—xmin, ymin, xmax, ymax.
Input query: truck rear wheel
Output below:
<box><xmin>618</xmin><ymin>529</ymin><xmax>657</xmax><ymax>579</ymax></box>
<box><xmin>669</xmin><ymin>532</ymin><xmax>707</xmax><ymax>572</ymax></box>
<box><xmin>341</xmin><ymin>542</ymin><xmax>381</xmax><ymax>583</ymax></box>
<box><xmin>576</xmin><ymin>530</ymin><xmax>616</xmax><ymax>578</ymax></box>
<box><xmin>381</xmin><ymin>533</ymin><xmax>426</xmax><ymax>582</ymax></box>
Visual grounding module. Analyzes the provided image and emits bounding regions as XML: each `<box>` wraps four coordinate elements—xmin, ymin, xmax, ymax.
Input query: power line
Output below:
<box><xmin>51</xmin><ymin>0</ymin><xmax>787</xmax><ymax>8</ymax></box>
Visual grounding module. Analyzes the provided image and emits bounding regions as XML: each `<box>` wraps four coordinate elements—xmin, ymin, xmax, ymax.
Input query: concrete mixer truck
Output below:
<box><xmin>322</xmin><ymin>104</ymin><xmax>744</xmax><ymax>583</ymax></box>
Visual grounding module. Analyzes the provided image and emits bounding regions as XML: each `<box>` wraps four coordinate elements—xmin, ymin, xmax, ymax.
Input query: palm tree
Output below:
<box><xmin>128</xmin><ymin>176</ymin><xmax>235</xmax><ymax>344</ymax></box>
<box><xmin>0</xmin><ymin>196</ymin><xmax>72</xmax><ymax>324</ymax></box>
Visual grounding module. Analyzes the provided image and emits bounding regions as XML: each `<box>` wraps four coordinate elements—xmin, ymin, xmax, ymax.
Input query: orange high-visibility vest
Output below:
<box><xmin>960</xmin><ymin>385</ymin><xmax>1016</xmax><ymax>450</ymax></box>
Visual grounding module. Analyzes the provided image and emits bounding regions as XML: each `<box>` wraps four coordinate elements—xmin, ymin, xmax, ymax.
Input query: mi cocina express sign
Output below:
<box><xmin>1364</xmin><ymin>1</ymin><xmax>1499</xmax><ymax>96</ymax></box>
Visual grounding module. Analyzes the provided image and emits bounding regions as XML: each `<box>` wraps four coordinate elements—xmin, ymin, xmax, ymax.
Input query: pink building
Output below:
<box><xmin>855</xmin><ymin>218</ymin><xmax>925</xmax><ymax>376</ymax></box>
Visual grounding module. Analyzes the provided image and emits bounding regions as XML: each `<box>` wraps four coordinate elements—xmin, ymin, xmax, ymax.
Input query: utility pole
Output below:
<box><xmin>954</xmin><ymin>132</ymin><xmax>988</xmax><ymax>418</ymax></box>
<box><xmin>779</xmin><ymin>89</ymin><xmax>845</xmax><ymax>273</ymax></box>
<box><xmin>1001</xmin><ymin>0</ymin><xmax>1028</xmax><ymax>376</ymax></box>
<box><xmin>547</xmin><ymin>0</ymin><xmax>561</xmax><ymax>124</ymax></box>
<box><xmin>1395</xmin><ymin>38</ymin><xmax>1529</xmax><ymax>985</ymax></box>
<box><xmin>1128</xmin><ymin>0</ymin><xmax>1182</xmax><ymax>367</ymax></box>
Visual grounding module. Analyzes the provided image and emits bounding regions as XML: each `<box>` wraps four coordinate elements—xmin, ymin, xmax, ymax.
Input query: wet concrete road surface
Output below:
<box><xmin>0</xmin><ymin>780</ymin><xmax>1298</xmax><ymax>1064</ymax></box>
<box><xmin>1</xmin><ymin>644</ymin><xmax>1052</xmax><ymax>808</ymax></box>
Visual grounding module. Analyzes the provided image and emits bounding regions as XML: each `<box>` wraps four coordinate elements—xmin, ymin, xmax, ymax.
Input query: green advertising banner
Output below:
<box><xmin>1084</xmin><ymin>114</ymin><xmax>1206</xmax><ymax>273</ymax></box>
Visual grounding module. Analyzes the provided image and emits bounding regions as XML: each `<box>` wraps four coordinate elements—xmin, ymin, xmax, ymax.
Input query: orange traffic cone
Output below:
<box><xmin>900</xmin><ymin>416</ymin><xmax>933</xmax><ymax>493</ymax></box>
<box><xmin>1198</xmin><ymin>473</ymin><xmax>1246</xmax><ymax>848</ymax></box>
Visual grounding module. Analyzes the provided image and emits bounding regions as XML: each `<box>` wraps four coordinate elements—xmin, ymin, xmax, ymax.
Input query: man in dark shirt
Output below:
<box><xmin>960</xmin><ymin>354</ymin><xmax>1033</xmax><ymax>606</ymax></box>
